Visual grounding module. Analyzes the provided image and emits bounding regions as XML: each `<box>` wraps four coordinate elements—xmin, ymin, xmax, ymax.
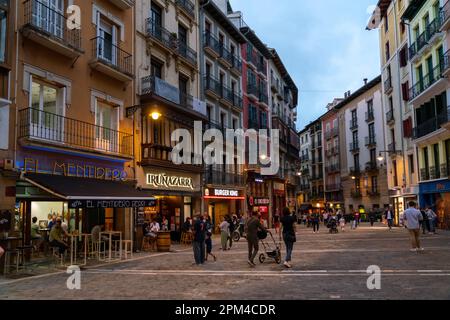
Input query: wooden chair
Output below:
<box><xmin>180</xmin><ymin>232</ymin><xmax>193</xmax><ymax>246</ymax></box>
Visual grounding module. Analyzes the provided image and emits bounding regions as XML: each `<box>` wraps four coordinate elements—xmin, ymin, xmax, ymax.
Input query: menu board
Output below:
<box><xmin>137</xmin><ymin>207</ymin><xmax>145</xmax><ymax>226</ymax></box>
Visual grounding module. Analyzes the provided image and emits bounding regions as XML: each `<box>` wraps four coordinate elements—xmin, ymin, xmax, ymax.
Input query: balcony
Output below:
<box><xmin>325</xmin><ymin>127</ymin><xmax>339</xmax><ymax>140</ymax></box>
<box><xmin>326</xmin><ymin>184</ymin><xmax>341</xmax><ymax>192</ymax></box>
<box><xmin>300</xmin><ymin>154</ymin><xmax>309</xmax><ymax>162</ymax></box>
<box><xmin>141</xmin><ymin>76</ymin><xmax>203</xmax><ymax>116</ymax></box>
<box><xmin>384</xmin><ymin>77</ymin><xmax>393</xmax><ymax>94</ymax></box>
<box><xmin>203</xmin><ymin>75</ymin><xmax>222</xmax><ymax>99</ymax></box>
<box><xmin>175</xmin><ymin>0</ymin><xmax>195</xmax><ymax>19</ymax></box>
<box><xmin>247</xmin><ymin>83</ymin><xmax>259</xmax><ymax>100</ymax></box>
<box><xmin>413</xmin><ymin>110</ymin><xmax>449</xmax><ymax>140</ymax></box>
<box><xmin>221</xmin><ymin>84</ymin><xmax>243</xmax><ymax>110</ymax></box>
<box><xmin>270</xmin><ymin>76</ymin><xmax>282</xmax><ymax>94</ymax></box>
<box><xmin>409</xmin><ymin>64</ymin><xmax>446</xmax><ymax>104</ymax></box>
<box><xmin>300</xmin><ymin>184</ymin><xmax>311</xmax><ymax>191</ymax></box>
<box><xmin>18</xmin><ymin>108</ymin><xmax>133</xmax><ymax>159</ymax></box>
<box><xmin>349</xmin><ymin>166</ymin><xmax>361</xmax><ymax>177</ymax></box>
<box><xmin>325</xmin><ymin>164</ymin><xmax>340</xmax><ymax>174</ymax></box>
<box><xmin>365</xmin><ymin>136</ymin><xmax>377</xmax><ymax>147</ymax></box>
<box><xmin>90</xmin><ymin>37</ymin><xmax>133</xmax><ymax>82</ymax></box>
<box><xmin>430</xmin><ymin>166</ymin><xmax>441</xmax><ymax>180</ymax></box>
<box><xmin>349</xmin><ymin>142</ymin><xmax>359</xmax><ymax>153</ymax></box>
<box><xmin>367</xmin><ymin>189</ymin><xmax>380</xmax><ymax>197</ymax></box>
<box><xmin>365</xmin><ymin>161</ymin><xmax>379</xmax><ymax>173</ymax></box>
<box><xmin>365</xmin><ymin>111</ymin><xmax>375</xmax><ymax>123</ymax></box>
<box><xmin>441</xmin><ymin>1</ymin><xmax>450</xmax><ymax>31</ymax></box>
<box><xmin>441</xmin><ymin>163</ymin><xmax>449</xmax><ymax>178</ymax></box>
<box><xmin>386</xmin><ymin>110</ymin><xmax>395</xmax><ymax>125</ymax></box>
<box><xmin>203</xmin><ymin>32</ymin><xmax>221</xmax><ymax>58</ymax></box>
<box><xmin>259</xmin><ymin>90</ymin><xmax>269</xmax><ymax>106</ymax></box>
<box><xmin>351</xmin><ymin>189</ymin><xmax>363</xmax><ymax>198</ymax></box>
<box><xmin>109</xmin><ymin>0</ymin><xmax>135</xmax><ymax>10</ymax></box>
<box><xmin>301</xmin><ymin>168</ymin><xmax>310</xmax><ymax>176</ymax></box>
<box><xmin>203</xmin><ymin>76</ymin><xmax>242</xmax><ymax>109</ymax></box>
<box><xmin>420</xmin><ymin>168</ymin><xmax>430</xmax><ymax>181</ymax></box>
<box><xmin>21</xmin><ymin>0</ymin><xmax>83</xmax><ymax>58</ymax></box>
<box><xmin>205</xmin><ymin>169</ymin><xmax>244</xmax><ymax>186</ymax></box>
<box><xmin>409</xmin><ymin>18</ymin><xmax>442</xmax><ymax>63</ymax></box>
<box><xmin>387</xmin><ymin>142</ymin><xmax>397</xmax><ymax>154</ymax></box>
<box><xmin>146</xmin><ymin>19</ymin><xmax>197</xmax><ymax>67</ymax></box>
<box><xmin>349</xmin><ymin>119</ymin><xmax>358</xmax><ymax>131</ymax></box>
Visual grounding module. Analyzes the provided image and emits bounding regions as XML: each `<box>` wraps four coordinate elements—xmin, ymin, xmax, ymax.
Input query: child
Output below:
<box><xmin>339</xmin><ymin>217</ymin><xmax>346</xmax><ymax>232</ymax></box>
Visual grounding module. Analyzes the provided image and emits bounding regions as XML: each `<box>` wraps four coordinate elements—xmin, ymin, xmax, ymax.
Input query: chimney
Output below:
<box><xmin>364</xmin><ymin>78</ymin><xmax>368</xmax><ymax>85</ymax></box>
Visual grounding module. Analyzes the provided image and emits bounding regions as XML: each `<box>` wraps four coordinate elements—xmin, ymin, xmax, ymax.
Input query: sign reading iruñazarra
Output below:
<box><xmin>146</xmin><ymin>173</ymin><xmax>194</xmax><ymax>190</ymax></box>
<box><xmin>23</xmin><ymin>158</ymin><xmax>127</xmax><ymax>181</ymax></box>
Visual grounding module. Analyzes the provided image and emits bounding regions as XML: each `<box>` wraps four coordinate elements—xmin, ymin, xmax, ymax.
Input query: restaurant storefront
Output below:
<box><xmin>390</xmin><ymin>187</ymin><xmax>419</xmax><ymax>226</ymax></box>
<box><xmin>139</xmin><ymin>169</ymin><xmax>202</xmax><ymax>239</ymax></box>
<box><xmin>272</xmin><ymin>181</ymin><xmax>286</xmax><ymax>221</ymax></box>
<box><xmin>11</xmin><ymin>152</ymin><xmax>155</xmax><ymax>250</ymax></box>
<box><xmin>248</xmin><ymin>197</ymin><xmax>270</xmax><ymax>223</ymax></box>
<box><xmin>204</xmin><ymin>188</ymin><xmax>245</xmax><ymax>230</ymax></box>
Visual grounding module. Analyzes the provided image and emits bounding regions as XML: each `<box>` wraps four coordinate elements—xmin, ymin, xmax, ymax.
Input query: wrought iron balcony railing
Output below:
<box><xmin>18</xmin><ymin>108</ymin><xmax>133</xmax><ymax>158</ymax></box>
<box><xmin>365</xmin><ymin>161</ymin><xmax>379</xmax><ymax>172</ymax></box>
<box><xmin>175</xmin><ymin>0</ymin><xmax>195</xmax><ymax>18</ymax></box>
<box><xmin>386</xmin><ymin>110</ymin><xmax>395</xmax><ymax>124</ymax></box>
<box><xmin>408</xmin><ymin>18</ymin><xmax>441</xmax><ymax>61</ymax></box>
<box><xmin>413</xmin><ymin>109</ymin><xmax>449</xmax><ymax>139</ymax></box>
<box><xmin>205</xmin><ymin>169</ymin><xmax>244</xmax><ymax>186</ymax></box>
<box><xmin>365</xmin><ymin>136</ymin><xmax>376</xmax><ymax>147</ymax></box>
<box><xmin>409</xmin><ymin>64</ymin><xmax>445</xmax><ymax>101</ymax></box>
<box><xmin>91</xmin><ymin>37</ymin><xmax>133</xmax><ymax>77</ymax></box>
<box><xmin>349</xmin><ymin>142</ymin><xmax>359</xmax><ymax>153</ymax></box>
<box><xmin>384</xmin><ymin>77</ymin><xmax>393</xmax><ymax>93</ymax></box>
<box><xmin>366</xmin><ymin>111</ymin><xmax>374</xmax><ymax>122</ymax></box>
<box><xmin>23</xmin><ymin>0</ymin><xmax>82</xmax><ymax>52</ymax></box>
<box><xmin>350</xmin><ymin>166</ymin><xmax>361</xmax><ymax>176</ymax></box>
<box><xmin>349</xmin><ymin>119</ymin><xmax>358</xmax><ymax>130</ymax></box>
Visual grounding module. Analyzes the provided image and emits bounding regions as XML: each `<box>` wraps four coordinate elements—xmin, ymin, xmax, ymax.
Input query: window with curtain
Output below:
<box><xmin>0</xmin><ymin>0</ymin><xmax>8</xmax><ymax>64</ymax></box>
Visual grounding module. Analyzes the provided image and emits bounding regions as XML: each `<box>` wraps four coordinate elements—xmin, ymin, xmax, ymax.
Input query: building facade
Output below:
<box><xmin>309</xmin><ymin>120</ymin><xmax>325</xmax><ymax>211</ymax></box>
<box><xmin>339</xmin><ymin>77</ymin><xmax>390</xmax><ymax>214</ymax></box>
<box><xmin>199</xmin><ymin>0</ymin><xmax>247</xmax><ymax>226</ymax></box>
<box><xmin>133</xmin><ymin>0</ymin><xmax>207</xmax><ymax>238</ymax></box>
<box><xmin>298</xmin><ymin>127</ymin><xmax>311</xmax><ymax>211</ymax></box>
<box><xmin>403</xmin><ymin>0</ymin><xmax>450</xmax><ymax>229</ymax></box>
<box><xmin>3</xmin><ymin>0</ymin><xmax>145</xmax><ymax>249</ymax></box>
<box><xmin>370</xmin><ymin>0</ymin><xmax>419</xmax><ymax>224</ymax></box>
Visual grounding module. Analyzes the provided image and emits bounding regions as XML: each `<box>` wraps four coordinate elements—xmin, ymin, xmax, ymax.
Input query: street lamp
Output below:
<box><xmin>150</xmin><ymin>111</ymin><xmax>162</xmax><ymax>121</ymax></box>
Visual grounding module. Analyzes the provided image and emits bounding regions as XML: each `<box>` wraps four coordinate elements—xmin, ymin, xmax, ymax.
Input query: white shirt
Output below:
<box><xmin>387</xmin><ymin>211</ymin><xmax>392</xmax><ymax>220</ymax></box>
<box><xmin>150</xmin><ymin>223</ymin><xmax>160</xmax><ymax>233</ymax></box>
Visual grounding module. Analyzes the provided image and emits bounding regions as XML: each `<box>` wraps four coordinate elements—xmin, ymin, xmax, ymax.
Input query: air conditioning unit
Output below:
<box><xmin>1</xmin><ymin>159</ymin><xmax>14</xmax><ymax>171</ymax></box>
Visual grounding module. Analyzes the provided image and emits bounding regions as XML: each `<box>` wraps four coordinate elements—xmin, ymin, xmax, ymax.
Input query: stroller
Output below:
<box><xmin>258</xmin><ymin>230</ymin><xmax>282</xmax><ymax>264</ymax></box>
<box><xmin>327</xmin><ymin>218</ymin><xmax>339</xmax><ymax>234</ymax></box>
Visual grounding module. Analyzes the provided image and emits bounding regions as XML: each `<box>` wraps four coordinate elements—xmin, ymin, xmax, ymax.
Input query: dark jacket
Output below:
<box><xmin>246</xmin><ymin>217</ymin><xmax>264</xmax><ymax>242</ymax></box>
<box><xmin>281</xmin><ymin>215</ymin><xmax>296</xmax><ymax>243</ymax></box>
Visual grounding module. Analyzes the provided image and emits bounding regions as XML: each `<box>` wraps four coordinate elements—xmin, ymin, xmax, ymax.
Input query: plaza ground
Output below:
<box><xmin>1</xmin><ymin>223</ymin><xmax>450</xmax><ymax>300</ymax></box>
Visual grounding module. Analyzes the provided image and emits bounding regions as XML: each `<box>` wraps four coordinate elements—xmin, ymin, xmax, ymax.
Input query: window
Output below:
<box><xmin>352</xmin><ymin>130</ymin><xmax>358</xmax><ymax>145</ymax></box>
<box><xmin>178</xmin><ymin>24</ymin><xmax>187</xmax><ymax>47</ymax></box>
<box><xmin>96</xmin><ymin>14</ymin><xmax>119</xmax><ymax>65</ymax></box>
<box><xmin>32</xmin><ymin>0</ymin><xmax>64</xmax><ymax>38</ymax></box>
<box><xmin>95</xmin><ymin>101</ymin><xmax>118</xmax><ymax>146</ymax></box>
<box><xmin>385</xmin><ymin>41</ymin><xmax>390</xmax><ymax>61</ymax></box>
<box><xmin>354</xmin><ymin>154</ymin><xmax>359</xmax><ymax>169</ymax></box>
<box><xmin>400</xmin><ymin>46</ymin><xmax>408</xmax><ymax>67</ymax></box>
<box><xmin>0</xmin><ymin>0</ymin><xmax>8</xmax><ymax>64</ymax></box>
<box><xmin>151</xmin><ymin>58</ymin><xmax>163</xmax><ymax>79</ymax></box>
<box><xmin>402</xmin><ymin>81</ymin><xmax>409</xmax><ymax>101</ymax></box>
<box><xmin>351</xmin><ymin>109</ymin><xmax>357</xmax><ymax>122</ymax></box>
<box><xmin>367</xmin><ymin>99</ymin><xmax>373</xmax><ymax>114</ymax></box>
<box><xmin>370</xmin><ymin>149</ymin><xmax>376</xmax><ymax>163</ymax></box>
<box><xmin>368</xmin><ymin>123</ymin><xmax>375</xmax><ymax>140</ymax></box>
<box><xmin>409</xmin><ymin>154</ymin><xmax>415</xmax><ymax>174</ymax></box>
<box><xmin>371</xmin><ymin>176</ymin><xmax>378</xmax><ymax>192</ymax></box>
<box><xmin>384</xmin><ymin>14</ymin><xmax>388</xmax><ymax>32</ymax></box>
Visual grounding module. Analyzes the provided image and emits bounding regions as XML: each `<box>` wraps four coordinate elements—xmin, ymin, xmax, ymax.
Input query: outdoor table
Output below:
<box><xmin>99</xmin><ymin>231</ymin><xmax>122</xmax><ymax>262</ymax></box>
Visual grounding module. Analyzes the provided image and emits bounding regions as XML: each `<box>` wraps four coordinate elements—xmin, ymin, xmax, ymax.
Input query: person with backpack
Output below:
<box><xmin>226</xmin><ymin>215</ymin><xmax>235</xmax><ymax>249</ymax></box>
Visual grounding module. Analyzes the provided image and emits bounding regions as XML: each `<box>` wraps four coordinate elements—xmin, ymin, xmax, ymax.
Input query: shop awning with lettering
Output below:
<box><xmin>22</xmin><ymin>173</ymin><xmax>156</xmax><ymax>208</ymax></box>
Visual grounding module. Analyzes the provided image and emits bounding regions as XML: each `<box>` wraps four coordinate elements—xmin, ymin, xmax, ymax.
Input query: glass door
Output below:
<box><xmin>98</xmin><ymin>19</ymin><xmax>115</xmax><ymax>65</ymax></box>
<box><xmin>95</xmin><ymin>101</ymin><xmax>118</xmax><ymax>153</ymax></box>
<box><xmin>33</xmin><ymin>0</ymin><xmax>63</xmax><ymax>38</ymax></box>
<box><xmin>30</xmin><ymin>80</ymin><xmax>63</xmax><ymax>141</ymax></box>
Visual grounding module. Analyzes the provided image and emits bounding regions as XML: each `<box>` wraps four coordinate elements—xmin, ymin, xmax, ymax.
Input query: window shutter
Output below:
<box><xmin>402</xmin><ymin>82</ymin><xmax>409</xmax><ymax>101</ymax></box>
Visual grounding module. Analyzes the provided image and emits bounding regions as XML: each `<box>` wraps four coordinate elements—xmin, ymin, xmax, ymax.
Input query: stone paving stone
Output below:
<box><xmin>1</xmin><ymin>223</ymin><xmax>450</xmax><ymax>300</ymax></box>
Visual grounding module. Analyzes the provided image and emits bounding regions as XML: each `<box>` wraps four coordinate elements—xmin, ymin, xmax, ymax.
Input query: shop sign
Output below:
<box><xmin>254</xmin><ymin>198</ymin><xmax>270</xmax><ymax>206</ymax></box>
<box><xmin>273</xmin><ymin>182</ymin><xmax>285</xmax><ymax>192</ymax></box>
<box><xmin>69</xmin><ymin>199</ymin><xmax>156</xmax><ymax>209</ymax></box>
<box><xmin>146</xmin><ymin>173</ymin><xmax>195</xmax><ymax>190</ymax></box>
<box><xmin>205</xmin><ymin>188</ymin><xmax>241</xmax><ymax>198</ymax></box>
<box><xmin>23</xmin><ymin>158</ymin><xmax>127</xmax><ymax>181</ymax></box>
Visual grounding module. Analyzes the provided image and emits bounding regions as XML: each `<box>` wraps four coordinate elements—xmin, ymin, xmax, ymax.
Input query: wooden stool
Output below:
<box><xmin>4</xmin><ymin>249</ymin><xmax>19</xmax><ymax>274</ymax></box>
<box><xmin>122</xmin><ymin>240</ymin><xmax>133</xmax><ymax>260</ymax></box>
<box><xmin>181</xmin><ymin>232</ymin><xmax>193</xmax><ymax>245</ymax></box>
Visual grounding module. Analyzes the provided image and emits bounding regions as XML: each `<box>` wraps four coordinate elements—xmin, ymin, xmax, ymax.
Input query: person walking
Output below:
<box><xmin>426</xmin><ymin>207</ymin><xmax>437</xmax><ymax>235</ymax></box>
<box><xmin>245</xmin><ymin>211</ymin><xmax>266</xmax><ymax>267</ymax></box>
<box><xmin>339</xmin><ymin>216</ymin><xmax>346</xmax><ymax>232</ymax></box>
<box><xmin>192</xmin><ymin>214</ymin><xmax>206</xmax><ymax>266</ymax></box>
<box><xmin>226</xmin><ymin>215</ymin><xmax>234</xmax><ymax>249</ymax></box>
<box><xmin>312</xmin><ymin>212</ymin><xmax>320</xmax><ymax>234</ymax></box>
<box><xmin>204</xmin><ymin>214</ymin><xmax>217</xmax><ymax>262</ymax></box>
<box><xmin>385</xmin><ymin>206</ymin><xmax>394</xmax><ymax>231</ymax></box>
<box><xmin>420</xmin><ymin>208</ymin><xmax>429</xmax><ymax>235</ymax></box>
<box><xmin>369</xmin><ymin>210</ymin><xmax>375</xmax><ymax>227</ymax></box>
<box><xmin>404</xmin><ymin>201</ymin><xmax>424</xmax><ymax>252</ymax></box>
<box><xmin>280</xmin><ymin>207</ymin><xmax>296</xmax><ymax>268</ymax></box>
<box><xmin>219</xmin><ymin>218</ymin><xmax>230</xmax><ymax>251</ymax></box>
<box><xmin>323</xmin><ymin>211</ymin><xmax>329</xmax><ymax>227</ymax></box>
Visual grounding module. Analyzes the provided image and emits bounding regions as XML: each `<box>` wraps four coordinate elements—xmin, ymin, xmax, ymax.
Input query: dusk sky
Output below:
<box><xmin>229</xmin><ymin>0</ymin><xmax>381</xmax><ymax>130</ymax></box>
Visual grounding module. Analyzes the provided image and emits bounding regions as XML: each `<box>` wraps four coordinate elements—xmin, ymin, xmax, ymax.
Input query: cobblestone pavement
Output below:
<box><xmin>1</xmin><ymin>223</ymin><xmax>450</xmax><ymax>300</ymax></box>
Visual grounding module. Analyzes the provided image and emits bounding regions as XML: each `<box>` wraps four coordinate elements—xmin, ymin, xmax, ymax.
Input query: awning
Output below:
<box><xmin>22</xmin><ymin>173</ymin><xmax>156</xmax><ymax>208</ymax></box>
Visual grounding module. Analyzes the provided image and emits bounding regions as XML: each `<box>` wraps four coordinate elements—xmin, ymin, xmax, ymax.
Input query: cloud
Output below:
<box><xmin>229</xmin><ymin>0</ymin><xmax>381</xmax><ymax>129</ymax></box>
